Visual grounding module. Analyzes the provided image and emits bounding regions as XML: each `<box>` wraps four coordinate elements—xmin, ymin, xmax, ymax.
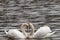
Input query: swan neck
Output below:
<box><xmin>21</xmin><ymin>23</ymin><xmax>35</xmax><ymax>38</ymax></box>
<box><xmin>28</xmin><ymin>23</ymin><xmax>35</xmax><ymax>36</ymax></box>
<box><xmin>21</xmin><ymin>23</ymin><xmax>28</xmax><ymax>36</ymax></box>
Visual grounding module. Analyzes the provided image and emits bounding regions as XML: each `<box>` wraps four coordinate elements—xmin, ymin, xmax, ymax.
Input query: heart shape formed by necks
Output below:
<box><xmin>21</xmin><ymin>23</ymin><xmax>35</xmax><ymax>38</ymax></box>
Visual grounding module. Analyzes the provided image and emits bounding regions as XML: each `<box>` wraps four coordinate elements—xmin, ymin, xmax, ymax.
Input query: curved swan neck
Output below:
<box><xmin>28</xmin><ymin>23</ymin><xmax>35</xmax><ymax>36</ymax></box>
<box><xmin>21</xmin><ymin>23</ymin><xmax>28</xmax><ymax>36</ymax></box>
<box><xmin>21</xmin><ymin>23</ymin><xmax>35</xmax><ymax>38</ymax></box>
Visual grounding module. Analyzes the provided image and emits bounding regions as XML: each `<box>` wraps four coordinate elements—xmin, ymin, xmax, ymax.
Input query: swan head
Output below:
<box><xmin>21</xmin><ymin>23</ymin><xmax>35</xmax><ymax>38</ymax></box>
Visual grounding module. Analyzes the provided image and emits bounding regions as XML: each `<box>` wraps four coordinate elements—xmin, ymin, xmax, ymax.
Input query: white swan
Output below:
<box><xmin>4</xmin><ymin>23</ymin><xmax>29</xmax><ymax>38</ymax></box>
<box><xmin>27</xmin><ymin>23</ymin><xmax>55</xmax><ymax>38</ymax></box>
<box><xmin>33</xmin><ymin>25</ymin><xmax>55</xmax><ymax>38</ymax></box>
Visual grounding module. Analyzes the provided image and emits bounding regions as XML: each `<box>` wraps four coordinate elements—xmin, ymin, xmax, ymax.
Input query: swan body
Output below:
<box><xmin>5</xmin><ymin>29</ymin><xmax>26</xmax><ymax>38</ymax></box>
<box><xmin>33</xmin><ymin>25</ymin><xmax>55</xmax><ymax>38</ymax></box>
<box><xmin>4</xmin><ymin>23</ymin><xmax>29</xmax><ymax>38</ymax></box>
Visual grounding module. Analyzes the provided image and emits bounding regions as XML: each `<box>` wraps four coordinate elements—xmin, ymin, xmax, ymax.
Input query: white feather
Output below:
<box><xmin>33</xmin><ymin>25</ymin><xmax>55</xmax><ymax>38</ymax></box>
<box><xmin>5</xmin><ymin>29</ymin><xmax>26</xmax><ymax>38</ymax></box>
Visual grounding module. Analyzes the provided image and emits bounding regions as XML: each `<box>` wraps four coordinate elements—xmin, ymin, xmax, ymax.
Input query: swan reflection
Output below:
<box><xmin>11</xmin><ymin>38</ymin><xmax>51</xmax><ymax>40</ymax></box>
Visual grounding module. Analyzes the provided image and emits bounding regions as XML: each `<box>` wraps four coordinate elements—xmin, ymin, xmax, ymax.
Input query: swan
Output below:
<box><xmin>26</xmin><ymin>23</ymin><xmax>55</xmax><ymax>38</ymax></box>
<box><xmin>33</xmin><ymin>25</ymin><xmax>55</xmax><ymax>38</ymax></box>
<box><xmin>4</xmin><ymin>23</ymin><xmax>29</xmax><ymax>38</ymax></box>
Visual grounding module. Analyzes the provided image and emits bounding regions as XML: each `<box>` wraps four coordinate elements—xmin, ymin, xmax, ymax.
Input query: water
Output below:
<box><xmin>0</xmin><ymin>0</ymin><xmax>60</xmax><ymax>40</ymax></box>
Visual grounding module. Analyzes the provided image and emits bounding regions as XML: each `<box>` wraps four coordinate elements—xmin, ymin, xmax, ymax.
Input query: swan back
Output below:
<box><xmin>33</xmin><ymin>25</ymin><xmax>52</xmax><ymax>38</ymax></box>
<box><xmin>5</xmin><ymin>29</ymin><xmax>26</xmax><ymax>38</ymax></box>
<box><xmin>39</xmin><ymin>25</ymin><xmax>52</xmax><ymax>33</ymax></box>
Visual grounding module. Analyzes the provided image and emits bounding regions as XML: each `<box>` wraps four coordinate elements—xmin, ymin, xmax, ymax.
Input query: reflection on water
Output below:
<box><xmin>7</xmin><ymin>38</ymin><xmax>52</xmax><ymax>40</ymax></box>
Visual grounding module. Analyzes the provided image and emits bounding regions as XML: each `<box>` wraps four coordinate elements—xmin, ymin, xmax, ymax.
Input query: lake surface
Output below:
<box><xmin>0</xmin><ymin>0</ymin><xmax>60</xmax><ymax>40</ymax></box>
